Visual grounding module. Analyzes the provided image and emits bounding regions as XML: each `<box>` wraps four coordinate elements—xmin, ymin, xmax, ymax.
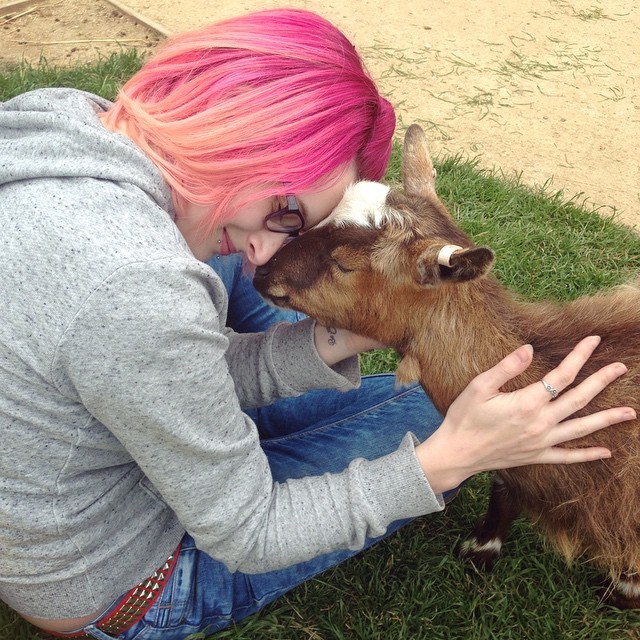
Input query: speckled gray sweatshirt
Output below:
<box><xmin>0</xmin><ymin>88</ymin><xmax>443</xmax><ymax>619</ymax></box>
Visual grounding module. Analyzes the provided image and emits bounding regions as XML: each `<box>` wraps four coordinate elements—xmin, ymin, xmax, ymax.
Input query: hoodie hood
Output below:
<box><xmin>0</xmin><ymin>87</ymin><xmax>171</xmax><ymax>211</ymax></box>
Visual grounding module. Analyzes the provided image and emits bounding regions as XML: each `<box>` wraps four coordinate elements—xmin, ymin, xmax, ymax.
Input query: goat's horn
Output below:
<box><xmin>437</xmin><ymin>244</ymin><xmax>464</xmax><ymax>267</ymax></box>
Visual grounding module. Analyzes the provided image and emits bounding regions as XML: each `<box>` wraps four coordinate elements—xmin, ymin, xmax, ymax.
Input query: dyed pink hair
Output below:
<box><xmin>102</xmin><ymin>9</ymin><xmax>395</xmax><ymax>224</ymax></box>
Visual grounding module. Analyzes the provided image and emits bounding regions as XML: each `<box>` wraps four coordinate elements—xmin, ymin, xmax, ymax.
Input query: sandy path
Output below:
<box><xmin>116</xmin><ymin>0</ymin><xmax>640</xmax><ymax>230</ymax></box>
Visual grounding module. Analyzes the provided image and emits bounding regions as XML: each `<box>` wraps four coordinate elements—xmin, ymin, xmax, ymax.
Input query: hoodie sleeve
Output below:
<box><xmin>223</xmin><ymin>318</ymin><xmax>361</xmax><ymax>408</ymax></box>
<box><xmin>53</xmin><ymin>257</ymin><xmax>443</xmax><ymax>572</ymax></box>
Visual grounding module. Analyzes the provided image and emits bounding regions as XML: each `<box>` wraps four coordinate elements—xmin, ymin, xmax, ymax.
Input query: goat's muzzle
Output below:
<box><xmin>252</xmin><ymin>265</ymin><xmax>292</xmax><ymax>308</ymax></box>
<box><xmin>251</xmin><ymin>265</ymin><xmax>271</xmax><ymax>297</ymax></box>
<box><xmin>253</xmin><ymin>264</ymin><xmax>270</xmax><ymax>279</ymax></box>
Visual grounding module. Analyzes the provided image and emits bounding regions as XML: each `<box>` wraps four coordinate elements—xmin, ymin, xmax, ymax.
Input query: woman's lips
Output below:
<box><xmin>219</xmin><ymin>229</ymin><xmax>237</xmax><ymax>256</ymax></box>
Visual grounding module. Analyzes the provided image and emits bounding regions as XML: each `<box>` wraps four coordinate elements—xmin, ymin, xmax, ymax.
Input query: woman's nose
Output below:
<box><xmin>245</xmin><ymin>232</ymin><xmax>288</xmax><ymax>266</ymax></box>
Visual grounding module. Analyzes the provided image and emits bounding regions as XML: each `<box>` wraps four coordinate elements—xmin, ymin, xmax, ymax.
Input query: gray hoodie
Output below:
<box><xmin>0</xmin><ymin>88</ymin><xmax>442</xmax><ymax>618</ymax></box>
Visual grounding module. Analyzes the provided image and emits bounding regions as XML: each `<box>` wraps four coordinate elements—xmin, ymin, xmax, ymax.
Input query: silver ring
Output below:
<box><xmin>541</xmin><ymin>379</ymin><xmax>559</xmax><ymax>399</ymax></box>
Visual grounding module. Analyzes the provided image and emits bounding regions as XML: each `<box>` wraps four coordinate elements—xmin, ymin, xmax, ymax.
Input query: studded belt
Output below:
<box><xmin>46</xmin><ymin>543</ymin><xmax>181</xmax><ymax>639</ymax></box>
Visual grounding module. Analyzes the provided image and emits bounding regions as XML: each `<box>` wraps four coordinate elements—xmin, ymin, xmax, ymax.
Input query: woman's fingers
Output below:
<box><xmin>536</xmin><ymin>444</ymin><xmax>614</xmax><ymax>465</ymax></box>
<box><xmin>531</xmin><ymin>342</ymin><xmax>632</xmax><ymax>452</ymax></box>
<box><xmin>532</xmin><ymin>335</ymin><xmax>602</xmax><ymax>401</ymax></box>
<box><xmin>548</xmin><ymin>406</ymin><xmax>636</xmax><ymax>449</ymax></box>
<box><xmin>472</xmin><ymin>343</ymin><xmax>534</xmax><ymax>396</ymax></box>
<box><xmin>476</xmin><ymin>335</ymin><xmax>604</xmax><ymax>401</ymax></box>
<box><xmin>546</xmin><ymin>360</ymin><xmax>628</xmax><ymax>419</ymax></box>
<box><xmin>511</xmin><ymin>336</ymin><xmax>628</xmax><ymax>427</ymax></box>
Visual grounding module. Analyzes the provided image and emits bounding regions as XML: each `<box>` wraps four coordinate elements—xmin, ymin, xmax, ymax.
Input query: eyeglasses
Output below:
<box><xmin>264</xmin><ymin>195</ymin><xmax>304</xmax><ymax>237</ymax></box>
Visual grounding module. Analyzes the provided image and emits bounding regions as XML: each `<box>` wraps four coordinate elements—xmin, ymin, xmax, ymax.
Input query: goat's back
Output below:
<box><xmin>513</xmin><ymin>281</ymin><xmax>640</xmax><ymax>413</ymax></box>
<box><xmin>498</xmin><ymin>283</ymin><xmax>640</xmax><ymax>575</ymax></box>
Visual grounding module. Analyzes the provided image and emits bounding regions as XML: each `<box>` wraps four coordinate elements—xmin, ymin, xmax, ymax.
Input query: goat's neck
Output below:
<box><xmin>396</xmin><ymin>278</ymin><xmax>544</xmax><ymax>414</ymax></box>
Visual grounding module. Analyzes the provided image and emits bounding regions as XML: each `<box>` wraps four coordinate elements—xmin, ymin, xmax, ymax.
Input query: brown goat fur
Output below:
<box><xmin>253</xmin><ymin>124</ymin><xmax>640</xmax><ymax>607</ymax></box>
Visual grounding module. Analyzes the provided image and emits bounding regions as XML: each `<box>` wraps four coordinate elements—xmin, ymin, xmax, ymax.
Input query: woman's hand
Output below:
<box><xmin>416</xmin><ymin>336</ymin><xmax>636</xmax><ymax>494</ymax></box>
<box><xmin>313</xmin><ymin>322</ymin><xmax>385</xmax><ymax>367</ymax></box>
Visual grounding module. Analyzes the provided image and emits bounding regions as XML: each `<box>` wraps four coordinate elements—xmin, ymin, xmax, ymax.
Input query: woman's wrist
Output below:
<box><xmin>415</xmin><ymin>429</ymin><xmax>474</xmax><ymax>495</ymax></box>
<box><xmin>313</xmin><ymin>323</ymin><xmax>386</xmax><ymax>366</ymax></box>
<box><xmin>313</xmin><ymin>323</ymin><xmax>358</xmax><ymax>367</ymax></box>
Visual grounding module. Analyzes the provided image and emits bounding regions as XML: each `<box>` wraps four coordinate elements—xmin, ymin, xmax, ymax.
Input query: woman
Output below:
<box><xmin>0</xmin><ymin>9</ymin><xmax>633</xmax><ymax>640</ymax></box>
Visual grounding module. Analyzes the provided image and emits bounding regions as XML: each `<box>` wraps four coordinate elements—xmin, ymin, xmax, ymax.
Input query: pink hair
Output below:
<box><xmin>101</xmin><ymin>9</ymin><xmax>395</xmax><ymax>224</ymax></box>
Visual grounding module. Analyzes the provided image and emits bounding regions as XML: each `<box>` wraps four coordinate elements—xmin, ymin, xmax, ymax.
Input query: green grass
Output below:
<box><xmin>2</xmin><ymin>53</ymin><xmax>640</xmax><ymax>640</ymax></box>
<box><xmin>0</xmin><ymin>50</ymin><xmax>145</xmax><ymax>102</ymax></box>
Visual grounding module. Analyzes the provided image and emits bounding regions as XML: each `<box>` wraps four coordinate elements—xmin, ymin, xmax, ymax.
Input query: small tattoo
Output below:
<box><xmin>327</xmin><ymin>326</ymin><xmax>337</xmax><ymax>346</ymax></box>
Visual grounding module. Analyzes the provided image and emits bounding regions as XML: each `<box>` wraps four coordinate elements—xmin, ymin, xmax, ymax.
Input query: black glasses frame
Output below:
<box><xmin>264</xmin><ymin>195</ymin><xmax>304</xmax><ymax>237</ymax></box>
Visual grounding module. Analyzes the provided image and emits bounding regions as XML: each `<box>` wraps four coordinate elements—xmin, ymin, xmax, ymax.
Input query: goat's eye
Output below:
<box><xmin>330</xmin><ymin>257</ymin><xmax>353</xmax><ymax>274</ymax></box>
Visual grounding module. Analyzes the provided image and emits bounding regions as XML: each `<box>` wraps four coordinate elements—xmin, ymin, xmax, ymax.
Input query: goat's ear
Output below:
<box><xmin>415</xmin><ymin>246</ymin><xmax>495</xmax><ymax>286</ymax></box>
<box><xmin>403</xmin><ymin>124</ymin><xmax>436</xmax><ymax>198</ymax></box>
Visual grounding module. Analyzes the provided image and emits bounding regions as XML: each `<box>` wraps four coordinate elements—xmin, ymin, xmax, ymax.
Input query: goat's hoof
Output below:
<box><xmin>597</xmin><ymin>578</ymin><xmax>640</xmax><ymax>610</ymax></box>
<box><xmin>459</xmin><ymin>536</ymin><xmax>502</xmax><ymax>571</ymax></box>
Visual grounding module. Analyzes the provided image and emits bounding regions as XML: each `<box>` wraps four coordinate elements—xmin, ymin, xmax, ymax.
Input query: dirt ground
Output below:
<box><xmin>0</xmin><ymin>0</ymin><xmax>162</xmax><ymax>66</ymax></box>
<box><xmin>1</xmin><ymin>0</ymin><xmax>639</xmax><ymax>230</ymax></box>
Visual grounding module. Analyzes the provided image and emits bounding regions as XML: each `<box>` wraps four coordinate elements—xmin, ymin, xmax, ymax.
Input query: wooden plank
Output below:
<box><xmin>101</xmin><ymin>0</ymin><xmax>172</xmax><ymax>37</ymax></box>
<box><xmin>0</xmin><ymin>0</ymin><xmax>44</xmax><ymax>18</ymax></box>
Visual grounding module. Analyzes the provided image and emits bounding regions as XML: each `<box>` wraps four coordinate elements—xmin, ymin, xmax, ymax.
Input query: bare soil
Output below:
<box><xmin>0</xmin><ymin>0</ymin><xmax>162</xmax><ymax>68</ymax></box>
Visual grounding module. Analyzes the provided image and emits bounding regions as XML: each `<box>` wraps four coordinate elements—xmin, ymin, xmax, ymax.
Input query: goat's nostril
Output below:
<box><xmin>254</xmin><ymin>265</ymin><xmax>270</xmax><ymax>279</ymax></box>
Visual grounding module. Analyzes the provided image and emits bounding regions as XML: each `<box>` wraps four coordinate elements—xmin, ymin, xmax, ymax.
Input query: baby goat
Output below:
<box><xmin>253</xmin><ymin>124</ymin><xmax>640</xmax><ymax>608</ymax></box>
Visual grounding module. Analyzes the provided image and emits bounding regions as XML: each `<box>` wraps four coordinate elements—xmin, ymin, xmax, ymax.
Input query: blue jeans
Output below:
<box><xmin>82</xmin><ymin>255</ymin><xmax>446</xmax><ymax>640</ymax></box>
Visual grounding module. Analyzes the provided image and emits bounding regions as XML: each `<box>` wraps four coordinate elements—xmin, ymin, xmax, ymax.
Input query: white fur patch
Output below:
<box><xmin>317</xmin><ymin>181</ymin><xmax>393</xmax><ymax>229</ymax></box>
<box><xmin>616</xmin><ymin>576</ymin><xmax>640</xmax><ymax>598</ymax></box>
<box><xmin>461</xmin><ymin>537</ymin><xmax>503</xmax><ymax>555</ymax></box>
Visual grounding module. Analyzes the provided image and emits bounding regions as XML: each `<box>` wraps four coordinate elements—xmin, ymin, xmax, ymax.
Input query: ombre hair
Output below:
<box><xmin>101</xmin><ymin>9</ymin><xmax>395</xmax><ymax>224</ymax></box>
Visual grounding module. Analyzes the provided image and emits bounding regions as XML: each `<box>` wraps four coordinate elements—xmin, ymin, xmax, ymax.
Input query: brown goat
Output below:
<box><xmin>253</xmin><ymin>124</ymin><xmax>640</xmax><ymax>608</ymax></box>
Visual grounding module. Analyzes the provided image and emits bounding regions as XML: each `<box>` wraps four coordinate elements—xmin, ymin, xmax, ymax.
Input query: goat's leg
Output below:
<box><xmin>459</xmin><ymin>474</ymin><xmax>520</xmax><ymax>570</ymax></box>
<box><xmin>599</xmin><ymin>571</ymin><xmax>640</xmax><ymax>609</ymax></box>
